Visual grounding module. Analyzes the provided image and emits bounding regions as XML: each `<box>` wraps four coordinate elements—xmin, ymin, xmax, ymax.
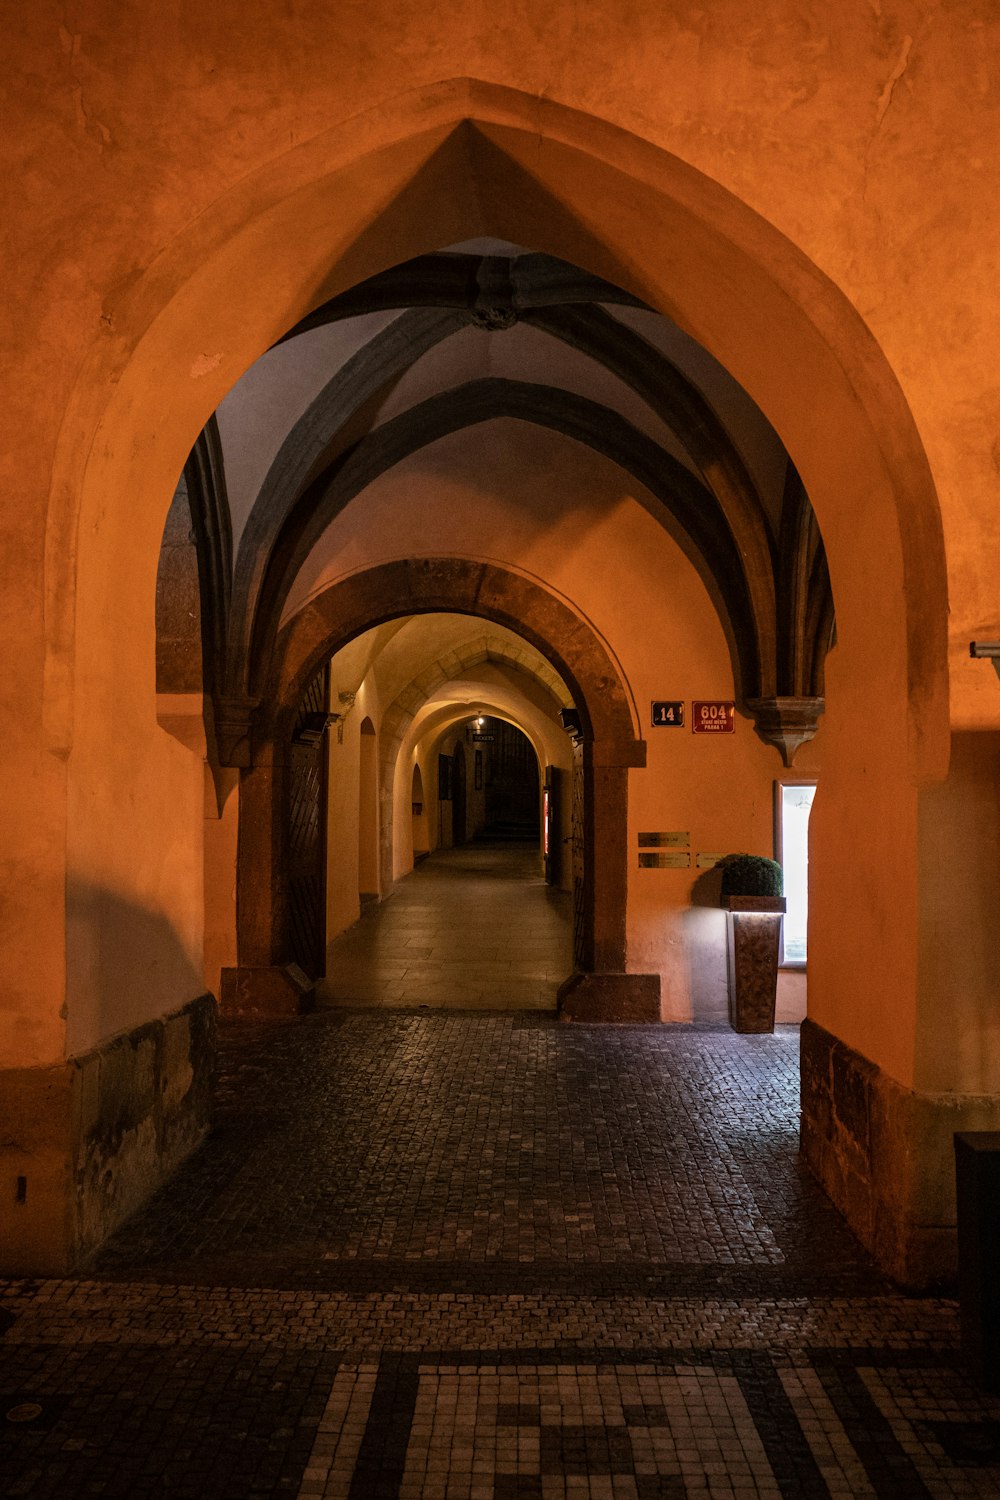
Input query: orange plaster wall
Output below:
<box><xmin>914</xmin><ymin>730</ymin><xmax>1000</xmax><ymax>1094</ymax></box>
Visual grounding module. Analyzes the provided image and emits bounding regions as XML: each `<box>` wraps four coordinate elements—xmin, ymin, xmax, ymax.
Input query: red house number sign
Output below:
<box><xmin>692</xmin><ymin>701</ymin><xmax>735</xmax><ymax>734</ymax></box>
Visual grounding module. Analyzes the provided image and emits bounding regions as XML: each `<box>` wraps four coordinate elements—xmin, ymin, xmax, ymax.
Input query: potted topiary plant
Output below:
<box><xmin>718</xmin><ymin>853</ymin><xmax>786</xmax><ymax>1034</ymax></box>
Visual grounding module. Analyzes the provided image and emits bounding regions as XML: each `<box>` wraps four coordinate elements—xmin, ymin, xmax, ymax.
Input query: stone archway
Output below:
<box><xmin>25</xmin><ymin>77</ymin><xmax>961</xmax><ymax>1283</ymax></box>
<box><xmin>226</xmin><ymin>558</ymin><xmax>657</xmax><ymax>1023</ymax></box>
<box><xmin>44</xmin><ymin>81</ymin><xmax>949</xmax><ymax>1048</ymax></box>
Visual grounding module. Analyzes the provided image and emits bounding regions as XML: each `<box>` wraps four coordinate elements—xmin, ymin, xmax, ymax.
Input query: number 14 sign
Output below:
<box><xmin>651</xmin><ymin>701</ymin><xmax>684</xmax><ymax>727</ymax></box>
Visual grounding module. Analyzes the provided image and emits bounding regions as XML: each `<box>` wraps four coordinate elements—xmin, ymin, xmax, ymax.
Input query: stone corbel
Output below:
<box><xmin>745</xmin><ymin>696</ymin><xmax>824</xmax><ymax>767</ymax></box>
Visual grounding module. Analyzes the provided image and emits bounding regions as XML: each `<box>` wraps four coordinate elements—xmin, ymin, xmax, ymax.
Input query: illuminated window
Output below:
<box><xmin>775</xmin><ymin>781</ymin><xmax>816</xmax><ymax>965</ymax></box>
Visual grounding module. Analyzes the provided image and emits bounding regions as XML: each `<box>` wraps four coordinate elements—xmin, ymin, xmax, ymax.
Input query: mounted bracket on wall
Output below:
<box><xmin>970</xmin><ymin>641</ymin><xmax>1000</xmax><ymax>684</ymax></box>
<box><xmin>336</xmin><ymin>689</ymin><xmax>358</xmax><ymax>743</ymax></box>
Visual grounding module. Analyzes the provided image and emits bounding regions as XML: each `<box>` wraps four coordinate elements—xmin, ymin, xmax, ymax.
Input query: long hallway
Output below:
<box><xmin>4</xmin><ymin>1012</ymin><xmax>1000</xmax><ymax>1498</ymax></box>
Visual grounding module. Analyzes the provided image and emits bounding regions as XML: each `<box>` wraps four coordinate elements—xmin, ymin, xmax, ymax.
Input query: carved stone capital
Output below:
<box><xmin>213</xmin><ymin>695</ymin><xmax>259</xmax><ymax>768</ymax></box>
<box><xmin>745</xmin><ymin>696</ymin><xmax>824</xmax><ymax>767</ymax></box>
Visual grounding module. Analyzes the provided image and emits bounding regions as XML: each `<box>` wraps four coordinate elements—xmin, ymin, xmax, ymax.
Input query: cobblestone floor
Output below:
<box><xmin>3</xmin><ymin>1011</ymin><xmax>999</xmax><ymax>1498</ymax></box>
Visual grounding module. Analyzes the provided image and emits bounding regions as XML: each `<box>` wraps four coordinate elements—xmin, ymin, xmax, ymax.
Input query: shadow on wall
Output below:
<box><xmin>4</xmin><ymin>879</ymin><xmax>215</xmax><ymax>1276</ymax></box>
<box><xmin>66</xmin><ymin>877</ymin><xmax>207</xmax><ymax>1054</ymax></box>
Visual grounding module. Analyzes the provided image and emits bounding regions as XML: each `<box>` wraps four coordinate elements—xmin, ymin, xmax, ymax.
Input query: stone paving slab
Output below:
<box><xmin>317</xmin><ymin>846</ymin><xmax>570</xmax><ymax>1012</ymax></box>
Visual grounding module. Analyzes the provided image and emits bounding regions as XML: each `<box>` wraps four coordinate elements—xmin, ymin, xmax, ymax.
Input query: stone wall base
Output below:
<box><xmin>0</xmin><ymin>994</ymin><xmax>215</xmax><ymax>1277</ymax></box>
<box><xmin>557</xmin><ymin>971</ymin><xmax>661</xmax><ymax>1022</ymax></box>
<box><xmin>801</xmin><ymin>1016</ymin><xmax>1000</xmax><ymax>1290</ymax></box>
<box><xmin>219</xmin><ymin>963</ymin><xmax>315</xmax><ymax>1019</ymax></box>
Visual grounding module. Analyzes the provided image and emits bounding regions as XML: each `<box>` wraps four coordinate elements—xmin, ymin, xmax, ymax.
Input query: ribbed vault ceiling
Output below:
<box><xmin>165</xmin><ymin>239</ymin><xmax>833</xmax><ymax>765</ymax></box>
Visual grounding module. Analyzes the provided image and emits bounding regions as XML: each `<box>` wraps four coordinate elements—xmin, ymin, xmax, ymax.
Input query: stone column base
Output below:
<box><xmin>0</xmin><ymin>994</ymin><xmax>215</xmax><ymax>1277</ymax></box>
<box><xmin>801</xmin><ymin>1017</ymin><xmax>1000</xmax><ymax>1290</ymax></box>
<box><xmin>557</xmin><ymin>971</ymin><xmax>661</xmax><ymax>1022</ymax></box>
<box><xmin>219</xmin><ymin>963</ymin><xmax>315</xmax><ymax>1019</ymax></box>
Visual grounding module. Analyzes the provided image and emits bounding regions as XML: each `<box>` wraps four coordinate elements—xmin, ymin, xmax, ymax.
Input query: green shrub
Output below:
<box><xmin>718</xmin><ymin>853</ymin><xmax>783</xmax><ymax>898</ymax></box>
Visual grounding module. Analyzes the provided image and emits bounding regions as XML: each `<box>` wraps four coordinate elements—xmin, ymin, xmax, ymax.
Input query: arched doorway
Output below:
<box><xmin>235</xmin><ymin>558</ymin><xmax>655</xmax><ymax>1024</ymax></box>
<box><xmin>479</xmin><ymin>717</ymin><xmax>540</xmax><ymax>843</ymax></box>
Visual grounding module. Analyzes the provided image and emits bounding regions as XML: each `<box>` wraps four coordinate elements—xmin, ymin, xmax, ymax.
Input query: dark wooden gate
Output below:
<box><xmin>571</xmin><ymin>741</ymin><xmax>586</xmax><ymax>968</ymax></box>
<box><xmin>286</xmin><ymin>665</ymin><xmax>329</xmax><ymax>978</ymax></box>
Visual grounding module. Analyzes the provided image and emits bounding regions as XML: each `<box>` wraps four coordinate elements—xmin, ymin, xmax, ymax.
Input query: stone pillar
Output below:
<box><xmin>221</xmin><ymin>741</ymin><xmax>315</xmax><ymax>1018</ymax></box>
<box><xmin>800</xmin><ymin>732</ymin><xmax>1000</xmax><ymax>1288</ymax></box>
<box><xmin>558</xmin><ymin>739</ymin><xmax>660</xmax><ymax>1023</ymax></box>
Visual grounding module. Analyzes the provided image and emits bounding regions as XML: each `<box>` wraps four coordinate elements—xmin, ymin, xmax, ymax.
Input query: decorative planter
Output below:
<box><xmin>723</xmin><ymin>895</ymin><xmax>787</xmax><ymax>1034</ymax></box>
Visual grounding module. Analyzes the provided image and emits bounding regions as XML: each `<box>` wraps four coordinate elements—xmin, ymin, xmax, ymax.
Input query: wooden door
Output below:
<box><xmin>286</xmin><ymin>665</ymin><xmax>329</xmax><ymax>978</ymax></box>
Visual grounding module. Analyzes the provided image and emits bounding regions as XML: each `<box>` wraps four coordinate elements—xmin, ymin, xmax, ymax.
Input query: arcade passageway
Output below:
<box><xmin>4</xmin><ymin>1015</ymin><xmax>999</xmax><ymax>1497</ymax></box>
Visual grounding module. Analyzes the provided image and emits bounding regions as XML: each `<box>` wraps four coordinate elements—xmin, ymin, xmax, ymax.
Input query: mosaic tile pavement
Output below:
<box><xmin>4</xmin><ymin>1011</ymin><xmax>1000</xmax><ymax>1498</ymax></box>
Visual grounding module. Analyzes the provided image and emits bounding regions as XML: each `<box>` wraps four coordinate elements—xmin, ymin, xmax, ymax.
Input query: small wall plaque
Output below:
<box><xmin>651</xmin><ymin>701</ymin><xmax>684</xmax><ymax>727</ymax></box>
<box><xmin>638</xmin><ymin>831</ymin><xmax>689</xmax><ymax>847</ymax></box>
<box><xmin>696</xmin><ymin>852</ymin><xmax>725</xmax><ymax>869</ymax></box>
<box><xmin>638</xmin><ymin>851</ymin><xmax>691</xmax><ymax>869</ymax></box>
<box><xmin>692</xmin><ymin>701</ymin><xmax>735</xmax><ymax>734</ymax></box>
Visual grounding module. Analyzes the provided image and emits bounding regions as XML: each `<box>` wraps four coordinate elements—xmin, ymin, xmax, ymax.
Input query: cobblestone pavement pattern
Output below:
<box><xmin>4</xmin><ymin>863</ymin><xmax>1000</xmax><ymax>1497</ymax></box>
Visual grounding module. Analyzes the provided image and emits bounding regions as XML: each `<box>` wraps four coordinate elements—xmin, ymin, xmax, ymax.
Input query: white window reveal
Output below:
<box><xmin>776</xmin><ymin>781</ymin><xmax>816</xmax><ymax>965</ymax></box>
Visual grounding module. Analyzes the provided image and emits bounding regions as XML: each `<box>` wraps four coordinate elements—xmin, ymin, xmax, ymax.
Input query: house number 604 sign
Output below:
<box><xmin>692</xmin><ymin>701</ymin><xmax>735</xmax><ymax>734</ymax></box>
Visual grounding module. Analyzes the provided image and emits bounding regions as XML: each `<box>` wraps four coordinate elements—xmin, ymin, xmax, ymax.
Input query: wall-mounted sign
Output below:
<box><xmin>639</xmin><ymin>851</ymin><xmax>691</xmax><ymax>869</ymax></box>
<box><xmin>638</xmin><ymin>831</ymin><xmax>689</xmax><ymax>848</ymax></box>
<box><xmin>471</xmin><ymin>733</ymin><xmax>495</xmax><ymax>742</ymax></box>
<box><xmin>692</xmin><ymin>701</ymin><xmax>735</xmax><ymax>734</ymax></box>
<box><xmin>651</xmin><ymin>701</ymin><xmax>684</xmax><ymax>727</ymax></box>
<box><xmin>696</xmin><ymin>852</ymin><xmax>726</xmax><ymax>869</ymax></box>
